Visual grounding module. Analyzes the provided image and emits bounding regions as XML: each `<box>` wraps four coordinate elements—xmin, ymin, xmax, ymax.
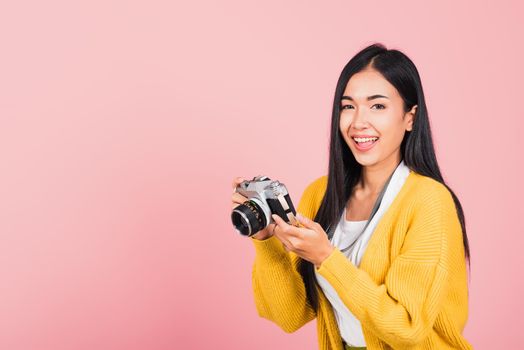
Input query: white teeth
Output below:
<box><xmin>353</xmin><ymin>137</ymin><xmax>378</xmax><ymax>143</ymax></box>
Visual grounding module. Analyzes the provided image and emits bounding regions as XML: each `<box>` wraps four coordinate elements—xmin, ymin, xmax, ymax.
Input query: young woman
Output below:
<box><xmin>231</xmin><ymin>43</ymin><xmax>472</xmax><ymax>350</ymax></box>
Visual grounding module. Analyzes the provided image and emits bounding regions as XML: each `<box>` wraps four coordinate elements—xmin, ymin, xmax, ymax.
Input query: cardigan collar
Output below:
<box><xmin>344</xmin><ymin>159</ymin><xmax>411</xmax><ymax>266</ymax></box>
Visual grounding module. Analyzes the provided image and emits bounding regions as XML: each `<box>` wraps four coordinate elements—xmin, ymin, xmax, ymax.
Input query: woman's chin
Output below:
<box><xmin>353</xmin><ymin>154</ymin><xmax>380</xmax><ymax>167</ymax></box>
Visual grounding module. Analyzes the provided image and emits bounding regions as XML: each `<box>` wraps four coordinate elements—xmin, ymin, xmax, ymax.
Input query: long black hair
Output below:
<box><xmin>299</xmin><ymin>43</ymin><xmax>471</xmax><ymax>311</ymax></box>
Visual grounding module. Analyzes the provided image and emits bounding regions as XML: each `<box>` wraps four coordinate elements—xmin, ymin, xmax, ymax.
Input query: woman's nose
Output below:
<box><xmin>352</xmin><ymin>108</ymin><xmax>370</xmax><ymax>127</ymax></box>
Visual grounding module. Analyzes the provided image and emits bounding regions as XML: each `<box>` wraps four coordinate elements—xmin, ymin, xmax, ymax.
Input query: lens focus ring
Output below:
<box><xmin>231</xmin><ymin>200</ymin><xmax>267</xmax><ymax>236</ymax></box>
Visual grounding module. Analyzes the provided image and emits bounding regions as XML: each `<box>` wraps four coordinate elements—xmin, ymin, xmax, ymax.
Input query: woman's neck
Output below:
<box><xmin>358</xmin><ymin>153</ymin><xmax>402</xmax><ymax>195</ymax></box>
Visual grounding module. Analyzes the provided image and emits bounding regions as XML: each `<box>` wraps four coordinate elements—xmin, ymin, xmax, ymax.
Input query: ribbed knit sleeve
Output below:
<box><xmin>316</xmin><ymin>186</ymin><xmax>457</xmax><ymax>349</ymax></box>
<box><xmin>250</xmin><ymin>178</ymin><xmax>324</xmax><ymax>333</ymax></box>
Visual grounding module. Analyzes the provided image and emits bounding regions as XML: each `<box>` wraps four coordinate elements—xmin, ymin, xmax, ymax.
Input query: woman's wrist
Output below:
<box><xmin>314</xmin><ymin>244</ymin><xmax>335</xmax><ymax>269</ymax></box>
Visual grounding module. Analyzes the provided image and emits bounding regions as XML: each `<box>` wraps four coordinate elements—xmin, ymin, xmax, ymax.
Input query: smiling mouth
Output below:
<box><xmin>352</xmin><ymin>137</ymin><xmax>379</xmax><ymax>151</ymax></box>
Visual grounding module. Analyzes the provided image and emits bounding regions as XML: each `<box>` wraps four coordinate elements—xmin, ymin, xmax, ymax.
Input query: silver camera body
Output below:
<box><xmin>232</xmin><ymin>175</ymin><xmax>297</xmax><ymax>237</ymax></box>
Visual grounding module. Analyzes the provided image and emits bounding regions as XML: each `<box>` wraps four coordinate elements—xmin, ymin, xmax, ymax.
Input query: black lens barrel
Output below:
<box><xmin>231</xmin><ymin>200</ymin><xmax>267</xmax><ymax>236</ymax></box>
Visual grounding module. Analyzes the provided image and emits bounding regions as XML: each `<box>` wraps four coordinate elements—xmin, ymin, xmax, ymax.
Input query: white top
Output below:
<box><xmin>314</xmin><ymin>160</ymin><xmax>411</xmax><ymax>346</ymax></box>
<box><xmin>315</xmin><ymin>210</ymin><xmax>369</xmax><ymax>346</ymax></box>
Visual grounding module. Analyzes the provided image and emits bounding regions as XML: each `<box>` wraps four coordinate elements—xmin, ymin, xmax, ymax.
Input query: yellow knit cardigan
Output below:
<box><xmin>251</xmin><ymin>170</ymin><xmax>473</xmax><ymax>349</ymax></box>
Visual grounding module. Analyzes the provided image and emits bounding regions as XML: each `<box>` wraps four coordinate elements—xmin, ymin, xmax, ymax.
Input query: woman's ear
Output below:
<box><xmin>406</xmin><ymin>105</ymin><xmax>418</xmax><ymax>131</ymax></box>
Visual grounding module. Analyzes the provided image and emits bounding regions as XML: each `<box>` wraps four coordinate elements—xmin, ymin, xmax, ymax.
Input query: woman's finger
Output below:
<box><xmin>271</xmin><ymin>214</ymin><xmax>303</xmax><ymax>238</ymax></box>
<box><xmin>231</xmin><ymin>177</ymin><xmax>245</xmax><ymax>191</ymax></box>
<box><xmin>231</xmin><ymin>192</ymin><xmax>248</xmax><ymax>204</ymax></box>
<box><xmin>272</xmin><ymin>223</ymin><xmax>293</xmax><ymax>250</ymax></box>
<box><xmin>273</xmin><ymin>223</ymin><xmax>306</xmax><ymax>254</ymax></box>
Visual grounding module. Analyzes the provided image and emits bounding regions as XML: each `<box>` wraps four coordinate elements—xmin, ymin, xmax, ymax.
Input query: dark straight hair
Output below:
<box><xmin>299</xmin><ymin>43</ymin><xmax>471</xmax><ymax>311</ymax></box>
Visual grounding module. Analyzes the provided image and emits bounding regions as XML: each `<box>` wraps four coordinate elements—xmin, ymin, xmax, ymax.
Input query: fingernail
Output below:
<box><xmin>296</xmin><ymin>213</ymin><xmax>303</xmax><ymax>220</ymax></box>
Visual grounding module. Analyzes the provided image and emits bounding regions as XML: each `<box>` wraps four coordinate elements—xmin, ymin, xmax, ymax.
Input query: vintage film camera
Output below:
<box><xmin>231</xmin><ymin>176</ymin><xmax>297</xmax><ymax>237</ymax></box>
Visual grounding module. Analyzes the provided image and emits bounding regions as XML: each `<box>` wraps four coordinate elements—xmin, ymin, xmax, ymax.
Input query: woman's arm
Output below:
<box><xmin>250</xmin><ymin>179</ymin><xmax>322</xmax><ymax>332</ymax></box>
<box><xmin>316</xmin><ymin>187</ymin><xmax>460</xmax><ymax>348</ymax></box>
<box><xmin>251</xmin><ymin>236</ymin><xmax>316</xmax><ymax>332</ymax></box>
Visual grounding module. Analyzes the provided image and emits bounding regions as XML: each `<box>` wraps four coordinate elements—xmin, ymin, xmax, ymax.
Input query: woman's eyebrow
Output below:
<box><xmin>341</xmin><ymin>94</ymin><xmax>389</xmax><ymax>101</ymax></box>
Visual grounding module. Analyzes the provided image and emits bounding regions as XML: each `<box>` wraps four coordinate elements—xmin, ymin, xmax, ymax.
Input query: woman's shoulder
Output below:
<box><xmin>408</xmin><ymin>171</ymin><xmax>455</xmax><ymax>208</ymax></box>
<box><xmin>295</xmin><ymin>175</ymin><xmax>328</xmax><ymax>217</ymax></box>
<box><xmin>301</xmin><ymin>174</ymin><xmax>329</xmax><ymax>202</ymax></box>
<box><xmin>305</xmin><ymin>174</ymin><xmax>328</xmax><ymax>192</ymax></box>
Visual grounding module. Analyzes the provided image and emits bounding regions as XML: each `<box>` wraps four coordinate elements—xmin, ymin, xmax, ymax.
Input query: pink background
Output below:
<box><xmin>0</xmin><ymin>1</ymin><xmax>522</xmax><ymax>349</ymax></box>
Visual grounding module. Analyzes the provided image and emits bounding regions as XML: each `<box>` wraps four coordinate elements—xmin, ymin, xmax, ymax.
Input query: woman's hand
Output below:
<box><xmin>271</xmin><ymin>213</ymin><xmax>335</xmax><ymax>269</ymax></box>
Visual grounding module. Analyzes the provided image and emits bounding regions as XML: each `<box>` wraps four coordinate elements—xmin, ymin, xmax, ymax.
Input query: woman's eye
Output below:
<box><xmin>341</xmin><ymin>104</ymin><xmax>384</xmax><ymax>110</ymax></box>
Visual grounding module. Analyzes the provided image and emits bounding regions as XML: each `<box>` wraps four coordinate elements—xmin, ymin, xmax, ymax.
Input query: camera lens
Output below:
<box><xmin>231</xmin><ymin>200</ymin><xmax>267</xmax><ymax>236</ymax></box>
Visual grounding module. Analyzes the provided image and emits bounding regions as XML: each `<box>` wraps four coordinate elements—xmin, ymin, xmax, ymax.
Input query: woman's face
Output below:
<box><xmin>339</xmin><ymin>68</ymin><xmax>417</xmax><ymax>168</ymax></box>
